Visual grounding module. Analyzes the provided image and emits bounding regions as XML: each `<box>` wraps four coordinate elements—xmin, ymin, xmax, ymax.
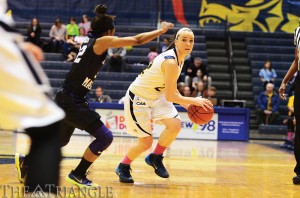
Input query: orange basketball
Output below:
<box><xmin>187</xmin><ymin>104</ymin><xmax>214</xmax><ymax>124</ymax></box>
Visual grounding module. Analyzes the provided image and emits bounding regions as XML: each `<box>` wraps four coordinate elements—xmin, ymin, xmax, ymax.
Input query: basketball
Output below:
<box><xmin>187</xmin><ymin>104</ymin><xmax>214</xmax><ymax>124</ymax></box>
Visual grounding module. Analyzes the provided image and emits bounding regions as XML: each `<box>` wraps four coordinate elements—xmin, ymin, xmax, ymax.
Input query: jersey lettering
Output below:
<box><xmin>154</xmin><ymin>87</ymin><xmax>165</xmax><ymax>92</ymax></box>
<box><xmin>82</xmin><ymin>77</ymin><xmax>93</xmax><ymax>90</ymax></box>
<box><xmin>74</xmin><ymin>45</ymin><xmax>88</xmax><ymax>63</ymax></box>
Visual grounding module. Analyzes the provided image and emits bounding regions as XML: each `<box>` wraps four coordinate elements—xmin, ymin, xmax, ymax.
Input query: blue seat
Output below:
<box><xmin>41</xmin><ymin>61</ymin><xmax>72</xmax><ymax>70</ymax></box>
<box><xmin>44</xmin><ymin>53</ymin><xmax>65</xmax><ymax>61</ymax></box>
<box><xmin>93</xmin><ymin>81</ymin><xmax>131</xmax><ymax>90</ymax></box>
<box><xmin>247</xmin><ymin>45</ymin><xmax>294</xmax><ymax>54</ymax></box>
<box><xmin>97</xmin><ymin>72</ymin><xmax>137</xmax><ymax>81</ymax></box>
<box><xmin>246</xmin><ymin>38</ymin><xmax>293</xmax><ymax>46</ymax></box>
<box><xmin>248</xmin><ymin>53</ymin><xmax>294</xmax><ymax>62</ymax></box>
<box><xmin>44</xmin><ymin>69</ymin><xmax>69</xmax><ymax>78</ymax></box>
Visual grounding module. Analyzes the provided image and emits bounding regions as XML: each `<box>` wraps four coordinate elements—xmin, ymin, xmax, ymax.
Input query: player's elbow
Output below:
<box><xmin>135</xmin><ymin>39</ymin><xmax>143</xmax><ymax>46</ymax></box>
<box><xmin>165</xmin><ymin>94</ymin><xmax>176</xmax><ymax>103</ymax></box>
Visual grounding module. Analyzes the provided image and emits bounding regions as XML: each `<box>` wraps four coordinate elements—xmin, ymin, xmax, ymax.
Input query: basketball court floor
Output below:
<box><xmin>0</xmin><ymin>131</ymin><xmax>298</xmax><ymax>198</ymax></box>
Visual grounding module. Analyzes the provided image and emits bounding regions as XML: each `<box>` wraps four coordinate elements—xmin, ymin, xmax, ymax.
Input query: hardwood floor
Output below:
<box><xmin>0</xmin><ymin>131</ymin><xmax>297</xmax><ymax>198</ymax></box>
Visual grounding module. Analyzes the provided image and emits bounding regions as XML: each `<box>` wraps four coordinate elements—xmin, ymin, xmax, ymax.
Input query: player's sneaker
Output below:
<box><xmin>15</xmin><ymin>153</ymin><xmax>27</xmax><ymax>183</ymax></box>
<box><xmin>65</xmin><ymin>170</ymin><xmax>99</xmax><ymax>188</ymax></box>
<box><xmin>145</xmin><ymin>154</ymin><xmax>169</xmax><ymax>178</ymax></box>
<box><xmin>293</xmin><ymin>175</ymin><xmax>300</xmax><ymax>184</ymax></box>
<box><xmin>115</xmin><ymin>163</ymin><xmax>134</xmax><ymax>183</ymax></box>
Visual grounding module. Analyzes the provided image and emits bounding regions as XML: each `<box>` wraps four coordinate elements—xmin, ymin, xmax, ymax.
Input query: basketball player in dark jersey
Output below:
<box><xmin>16</xmin><ymin>4</ymin><xmax>173</xmax><ymax>188</ymax></box>
<box><xmin>279</xmin><ymin>26</ymin><xmax>300</xmax><ymax>184</ymax></box>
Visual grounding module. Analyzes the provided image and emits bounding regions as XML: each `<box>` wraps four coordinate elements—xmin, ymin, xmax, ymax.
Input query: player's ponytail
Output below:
<box><xmin>90</xmin><ymin>4</ymin><xmax>115</xmax><ymax>38</ymax></box>
<box><xmin>164</xmin><ymin>35</ymin><xmax>175</xmax><ymax>52</ymax></box>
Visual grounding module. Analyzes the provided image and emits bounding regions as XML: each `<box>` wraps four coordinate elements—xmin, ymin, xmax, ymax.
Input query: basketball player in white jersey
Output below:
<box><xmin>279</xmin><ymin>26</ymin><xmax>300</xmax><ymax>184</ymax></box>
<box><xmin>0</xmin><ymin>0</ymin><xmax>65</xmax><ymax>193</ymax></box>
<box><xmin>116</xmin><ymin>28</ymin><xmax>213</xmax><ymax>183</ymax></box>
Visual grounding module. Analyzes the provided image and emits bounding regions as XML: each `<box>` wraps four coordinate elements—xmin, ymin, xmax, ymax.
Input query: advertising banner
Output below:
<box><xmin>74</xmin><ymin>105</ymin><xmax>249</xmax><ymax>141</ymax></box>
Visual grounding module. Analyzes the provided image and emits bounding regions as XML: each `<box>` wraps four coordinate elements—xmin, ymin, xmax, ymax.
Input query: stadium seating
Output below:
<box><xmin>246</xmin><ymin>33</ymin><xmax>294</xmax><ymax>132</ymax></box>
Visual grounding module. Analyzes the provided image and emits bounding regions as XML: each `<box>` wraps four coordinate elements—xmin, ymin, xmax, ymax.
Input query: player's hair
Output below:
<box><xmin>164</xmin><ymin>28</ymin><xmax>193</xmax><ymax>51</ymax></box>
<box><xmin>90</xmin><ymin>4</ymin><xmax>115</xmax><ymax>37</ymax></box>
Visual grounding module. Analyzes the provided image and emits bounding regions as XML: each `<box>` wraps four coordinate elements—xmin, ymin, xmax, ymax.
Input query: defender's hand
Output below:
<box><xmin>160</xmin><ymin>21</ymin><xmax>174</xmax><ymax>33</ymax></box>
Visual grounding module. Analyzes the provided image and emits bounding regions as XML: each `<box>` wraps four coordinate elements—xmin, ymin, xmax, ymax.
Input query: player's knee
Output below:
<box><xmin>103</xmin><ymin>129</ymin><xmax>113</xmax><ymax>149</ymax></box>
<box><xmin>99</xmin><ymin>128</ymin><xmax>113</xmax><ymax>150</ymax></box>
<box><xmin>167</xmin><ymin>119</ymin><xmax>182</xmax><ymax>133</ymax></box>
<box><xmin>139</xmin><ymin>137</ymin><xmax>153</xmax><ymax>151</ymax></box>
<box><xmin>89</xmin><ymin>130</ymin><xmax>113</xmax><ymax>156</ymax></box>
<box><xmin>142</xmin><ymin>141</ymin><xmax>152</xmax><ymax>151</ymax></box>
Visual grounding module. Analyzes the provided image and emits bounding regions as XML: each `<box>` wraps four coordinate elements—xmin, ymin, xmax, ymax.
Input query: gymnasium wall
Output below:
<box><xmin>7</xmin><ymin>0</ymin><xmax>300</xmax><ymax>33</ymax></box>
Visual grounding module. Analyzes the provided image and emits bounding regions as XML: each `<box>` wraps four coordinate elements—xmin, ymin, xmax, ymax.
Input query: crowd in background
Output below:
<box><xmin>25</xmin><ymin>16</ymin><xmax>218</xmax><ymax>107</ymax></box>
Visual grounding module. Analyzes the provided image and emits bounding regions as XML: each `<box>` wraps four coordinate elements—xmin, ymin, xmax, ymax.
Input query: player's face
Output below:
<box><xmin>175</xmin><ymin>31</ymin><xmax>194</xmax><ymax>56</ymax></box>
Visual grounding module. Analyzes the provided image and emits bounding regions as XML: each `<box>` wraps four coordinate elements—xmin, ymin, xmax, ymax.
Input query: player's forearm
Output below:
<box><xmin>166</xmin><ymin>93</ymin><xmax>196</xmax><ymax>105</ymax></box>
<box><xmin>282</xmin><ymin>60</ymin><xmax>298</xmax><ymax>84</ymax></box>
<box><xmin>133</xmin><ymin>29</ymin><xmax>165</xmax><ymax>45</ymax></box>
<box><xmin>180</xmin><ymin>104</ymin><xmax>189</xmax><ymax>110</ymax></box>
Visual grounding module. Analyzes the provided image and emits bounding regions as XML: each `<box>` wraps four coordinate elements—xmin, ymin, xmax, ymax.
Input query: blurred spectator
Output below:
<box><xmin>66</xmin><ymin>17</ymin><xmax>79</xmax><ymax>37</ymax></box>
<box><xmin>94</xmin><ymin>86</ymin><xmax>112</xmax><ymax>103</ymax></box>
<box><xmin>177</xmin><ymin>82</ymin><xmax>185</xmax><ymax>96</ymax></box>
<box><xmin>179</xmin><ymin>54</ymin><xmax>193</xmax><ymax>83</ymax></box>
<box><xmin>161</xmin><ymin>36</ymin><xmax>171</xmax><ymax>52</ymax></box>
<box><xmin>185</xmin><ymin>57</ymin><xmax>211</xmax><ymax>88</ymax></box>
<box><xmin>281</xmin><ymin>94</ymin><xmax>295</xmax><ymax>150</ymax></box>
<box><xmin>259</xmin><ymin>60</ymin><xmax>277</xmax><ymax>89</ymax></box>
<box><xmin>192</xmin><ymin>69</ymin><xmax>204</xmax><ymax>89</ymax></box>
<box><xmin>26</xmin><ymin>18</ymin><xmax>41</xmax><ymax>47</ymax></box>
<box><xmin>63</xmin><ymin>35</ymin><xmax>80</xmax><ymax>62</ymax></box>
<box><xmin>257</xmin><ymin>83</ymin><xmax>281</xmax><ymax>125</ymax></box>
<box><xmin>107</xmin><ymin>47</ymin><xmax>127</xmax><ymax>72</ymax></box>
<box><xmin>192</xmin><ymin>81</ymin><xmax>208</xmax><ymax>97</ymax></box>
<box><xmin>74</xmin><ymin>27</ymin><xmax>88</xmax><ymax>44</ymax></box>
<box><xmin>49</xmin><ymin>18</ymin><xmax>66</xmax><ymax>52</ymax></box>
<box><xmin>148</xmin><ymin>47</ymin><xmax>158</xmax><ymax>63</ymax></box>
<box><xmin>206</xmin><ymin>86</ymin><xmax>218</xmax><ymax>106</ymax></box>
<box><xmin>78</xmin><ymin>14</ymin><xmax>91</xmax><ymax>36</ymax></box>
<box><xmin>183</xmin><ymin>86</ymin><xmax>191</xmax><ymax>97</ymax></box>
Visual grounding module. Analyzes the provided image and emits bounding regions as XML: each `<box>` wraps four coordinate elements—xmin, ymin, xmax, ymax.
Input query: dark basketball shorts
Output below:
<box><xmin>55</xmin><ymin>90</ymin><xmax>100</xmax><ymax>130</ymax></box>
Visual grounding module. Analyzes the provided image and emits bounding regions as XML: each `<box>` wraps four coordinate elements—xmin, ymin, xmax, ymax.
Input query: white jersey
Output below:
<box><xmin>129</xmin><ymin>48</ymin><xmax>183</xmax><ymax>100</ymax></box>
<box><xmin>0</xmin><ymin>21</ymin><xmax>65</xmax><ymax>130</ymax></box>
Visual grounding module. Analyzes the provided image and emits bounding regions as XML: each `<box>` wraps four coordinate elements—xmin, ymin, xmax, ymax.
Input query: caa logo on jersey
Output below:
<box><xmin>136</xmin><ymin>102</ymin><xmax>146</xmax><ymax>105</ymax></box>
